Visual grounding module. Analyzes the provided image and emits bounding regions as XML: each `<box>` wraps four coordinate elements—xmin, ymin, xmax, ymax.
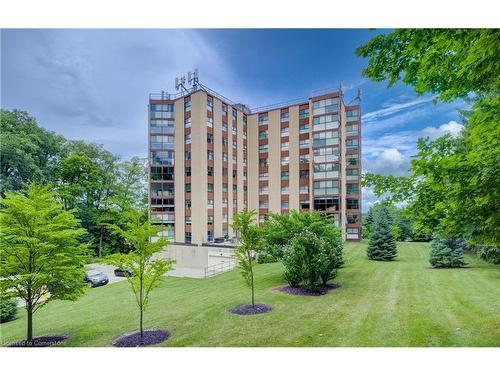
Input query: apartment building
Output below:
<box><xmin>149</xmin><ymin>85</ymin><xmax>362</xmax><ymax>245</ymax></box>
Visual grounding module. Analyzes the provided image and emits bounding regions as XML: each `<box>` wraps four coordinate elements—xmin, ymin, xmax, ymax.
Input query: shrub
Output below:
<box><xmin>0</xmin><ymin>298</ymin><xmax>18</xmax><ymax>323</ymax></box>
<box><xmin>476</xmin><ymin>245</ymin><xmax>500</xmax><ymax>264</ymax></box>
<box><xmin>257</xmin><ymin>252</ymin><xmax>278</xmax><ymax>264</ymax></box>
<box><xmin>429</xmin><ymin>236</ymin><xmax>466</xmax><ymax>268</ymax></box>
<box><xmin>367</xmin><ymin>206</ymin><xmax>398</xmax><ymax>261</ymax></box>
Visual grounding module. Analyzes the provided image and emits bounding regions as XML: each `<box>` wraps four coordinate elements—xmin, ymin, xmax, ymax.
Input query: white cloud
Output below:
<box><xmin>380</xmin><ymin>148</ymin><xmax>404</xmax><ymax>166</ymax></box>
<box><xmin>421</xmin><ymin>121</ymin><xmax>464</xmax><ymax>138</ymax></box>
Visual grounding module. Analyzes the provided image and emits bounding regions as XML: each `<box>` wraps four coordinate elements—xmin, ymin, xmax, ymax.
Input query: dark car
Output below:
<box><xmin>114</xmin><ymin>268</ymin><xmax>133</xmax><ymax>277</ymax></box>
<box><xmin>84</xmin><ymin>270</ymin><xmax>109</xmax><ymax>287</ymax></box>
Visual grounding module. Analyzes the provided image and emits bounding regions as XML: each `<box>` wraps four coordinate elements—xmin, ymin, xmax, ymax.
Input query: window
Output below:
<box><xmin>281</xmin><ymin>141</ymin><xmax>289</xmax><ymax>151</ymax></box>
<box><xmin>299</xmin><ymin>108</ymin><xmax>309</xmax><ymax>119</ymax></box>
<box><xmin>259</xmin><ymin>214</ymin><xmax>268</xmax><ymax>222</ymax></box>
<box><xmin>258</xmin><ymin>113</ymin><xmax>268</xmax><ymax>125</ymax></box>
<box><xmin>232</xmin><ymin>109</ymin><xmax>237</xmax><ymax>121</ymax></box>
<box><xmin>314</xmin><ymin>197</ymin><xmax>339</xmax><ymax>212</ymax></box>
<box><xmin>281</xmin><ymin>112</ymin><xmax>289</xmax><ymax>122</ymax></box>
<box><xmin>314</xmin><ymin>163</ymin><xmax>339</xmax><ymax>179</ymax></box>
<box><xmin>299</xmin><ymin>123</ymin><xmax>309</xmax><ymax>133</ymax></box>
<box><xmin>184</xmin><ymin>98</ymin><xmax>192</xmax><ymax>112</ymax></box>
<box><xmin>150</xmin><ymin>135</ymin><xmax>174</xmax><ymax>149</ymax></box>
<box><xmin>259</xmin><ymin>158</ymin><xmax>268</xmax><ymax>167</ymax></box>
<box><xmin>207</xmin><ymin>231</ymin><xmax>214</xmax><ymax>242</ymax></box>
<box><xmin>151</xmin><ymin>151</ymin><xmax>174</xmax><ymax>165</ymax></box>
<box><xmin>281</xmin><ymin>156</ymin><xmax>289</xmax><ymax>165</ymax></box>
<box><xmin>281</xmin><ymin>186</ymin><xmax>289</xmax><ymax>194</ymax></box>
<box><xmin>184</xmin><ymin>151</ymin><xmax>191</xmax><ymax>160</ymax></box>
<box><xmin>222</xmin><ymin>103</ymin><xmax>228</xmax><ymax>116</ymax></box>
<box><xmin>281</xmin><ymin>200</ymin><xmax>289</xmax><ymax>209</ymax></box>
<box><xmin>184</xmin><ymin>117</ymin><xmax>192</xmax><ymax>128</ymax></box>
<box><xmin>232</xmin><ymin>140</ymin><xmax>237</xmax><ymax>149</ymax></box>
<box><xmin>207</xmin><ymin>117</ymin><xmax>213</xmax><ymax>128</ymax></box>
<box><xmin>259</xmin><ymin>185</ymin><xmax>269</xmax><ymax>194</ymax></box>
<box><xmin>185</xmin><ymin>134</ymin><xmax>191</xmax><ymax>145</ymax></box>
<box><xmin>185</xmin><ymin>232</ymin><xmax>192</xmax><ymax>243</ymax></box>
<box><xmin>313</xmin><ymin>114</ymin><xmax>339</xmax><ymax>131</ymax></box>
<box><xmin>207</xmin><ymin>216</ymin><xmax>214</xmax><ymax>225</ymax></box>
<box><xmin>207</xmin><ymin>133</ymin><xmax>213</xmax><ymax>144</ymax></box>
<box><xmin>223</xmin><ymin>152</ymin><xmax>228</xmax><ymax>162</ymax></box>
<box><xmin>347</xmin><ymin>214</ymin><xmax>360</xmax><ymax>224</ymax></box>
<box><xmin>346</xmin><ymin>138</ymin><xmax>359</xmax><ymax>152</ymax></box>
<box><xmin>150</xmin><ymin>166</ymin><xmax>174</xmax><ymax>181</ymax></box>
<box><xmin>222</xmin><ymin>168</ymin><xmax>228</xmax><ymax>177</ymax></box>
<box><xmin>281</xmin><ymin>171</ymin><xmax>289</xmax><ymax>180</ymax></box>
<box><xmin>150</xmin><ymin>119</ymin><xmax>174</xmax><ymax>134</ymax></box>
<box><xmin>207</xmin><ymin>199</ymin><xmax>214</xmax><ymax>209</ymax></box>
<box><xmin>233</xmin><ymin>184</ymin><xmax>237</xmax><ymax>193</ymax></box>
<box><xmin>347</xmin><ymin>154</ymin><xmax>359</xmax><ymax>166</ymax></box>
<box><xmin>222</xmin><ymin>213</ymin><xmax>228</xmax><ymax>222</ymax></box>
<box><xmin>299</xmin><ymin>139</ymin><xmax>310</xmax><ymax>149</ymax></box>
<box><xmin>207</xmin><ymin>166</ymin><xmax>214</xmax><ymax>176</ymax></box>
<box><xmin>346</xmin><ymin>109</ymin><xmax>359</xmax><ymax>120</ymax></box>
<box><xmin>259</xmin><ymin>172</ymin><xmax>269</xmax><ymax>181</ymax></box>
<box><xmin>243</xmin><ymin>115</ymin><xmax>247</xmax><ymax>125</ymax></box>
<box><xmin>222</xmin><ymin>137</ymin><xmax>228</xmax><ymax>147</ymax></box>
<box><xmin>207</xmin><ymin>183</ymin><xmax>214</xmax><ymax>192</ymax></box>
<box><xmin>346</xmin><ymin>183</ymin><xmax>360</xmax><ymax>195</ymax></box>
<box><xmin>185</xmin><ymin>167</ymin><xmax>191</xmax><ymax>177</ymax></box>
<box><xmin>185</xmin><ymin>200</ymin><xmax>191</xmax><ymax>209</ymax></box>
<box><xmin>259</xmin><ymin>145</ymin><xmax>268</xmax><ymax>153</ymax></box>
<box><xmin>232</xmin><ymin>155</ymin><xmax>237</xmax><ymax>163</ymax></box>
<box><xmin>281</xmin><ymin>127</ymin><xmax>289</xmax><ymax>136</ymax></box>
<box><xmin>314</xmin><ymin>180</ymin><xmax>339</xmax><ymax>195</ymax></box>
<box><xmin>185</xmin><ymin>184</ymin><xmax>191</xmax><ymax>193</ymax></box>
<box><xmin>300</xmin><ymin>170</ymin><xmax>309</xmax><ymax>179</ymax></box>
<box><xmin>207</xmin><ymin>151</ymin><xmax>214</xmax><ymax>160</ymax></box>
<box><xmin>259</xmin><ymin>200</ymin><xmax>269</xmax><ymax>209</ymax></box>
<box><xmin>300</xmin><ymin>184</ymin><xmax>310</xmax><ymax>194</ymax></box>
<box><xmin>259</xmin><ymin>130</ymin><xmax>268</xmax><ymax>140</ymax></box>
<box><xmin>207</xmin><ymin>97</ymin><xmax>213</xmax><ymax>111</ymax></box>
<box><xmin>300</xmin><ymin>200</ymin><xmax>310</xmax><ymax>210</ymax></box>
<box><xmin>313</xmin><ymin>146</ymin><xmax>339</xmax><ymax>163</ymax></box>
<box><xmin>150</xmin><ymin>104</ymin><xmax>174</xmax><ymax>119</ymax></box>
<box><xmin>347</xmin><ymin>198</ymin><xmax>359</xmax><ymax>210</ymax></box>
<box><xmin>313</xmin><ymin>130</ymin><xmax>339</xmax><ymax>147</ymax></box>
<box><xmin>346</xmin><ymin>124</ymin><xmax>359</xmax><ymax>135</ymax></box>
<box><xmin>222</xmin><ymin>121</ymin><xmax>228</xmax><ymax>131</ymax></box>
<box><xmin>150</xmin><ymin>182</ymin><xmax>174</xmax><ymax>198</ymax></box>
<box><xmin>300</xmin><ymin>154</ymin><xmax>310</xmax><ymax>164</ymax></box>
<box><xmin>222</xmin><ymin>183</ymin><xmax>228</xmax><ymax>192</ymax></box>
<box><xmin>346</xmin><ymin>168</ymin><xmax>359</xmax><ymax>180</ymax></box>
<box><xmin>312</xmin><ymin>97</ymin><xmax>339</xmax><ymax>115</ymax></box>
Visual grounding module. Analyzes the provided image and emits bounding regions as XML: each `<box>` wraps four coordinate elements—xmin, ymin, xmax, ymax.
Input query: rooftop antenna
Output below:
<box><xmin>348</xmin><ymin>89</ymin><xmax>363</xmax><ymax>105</ymax></box>
<box><xmin>176</xmin><ymin>69</ymin><xmax>199</xmax><ymax>93</ymax></box>
<box><xmin>339</xmin><ymin>82</ymin><xmax>345</xmax><ymax>98</ymax></box>
<box><xmin>187</xmin><ymin>69</ymin><xmax>199</xmax><ymax>89</ymax></box>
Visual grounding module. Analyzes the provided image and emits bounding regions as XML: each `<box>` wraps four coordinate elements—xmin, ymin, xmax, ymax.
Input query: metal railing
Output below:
<box><xmin>204</xmin><ymin>259</ymin><xmax>236</xmax><ymax>278</ymax></box>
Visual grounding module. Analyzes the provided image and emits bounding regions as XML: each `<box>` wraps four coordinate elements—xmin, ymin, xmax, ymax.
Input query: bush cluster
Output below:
<box><xmin>0</xmin><ymin>298</ymin><xmax>18</xmax><ymax>323</ymax></box>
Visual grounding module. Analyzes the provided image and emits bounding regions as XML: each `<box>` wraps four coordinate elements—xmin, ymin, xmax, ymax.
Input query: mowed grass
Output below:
<box><xmin>1</xmin><ymin>242</ymin><xmax>499</xmax><ymax>347</ymax></box>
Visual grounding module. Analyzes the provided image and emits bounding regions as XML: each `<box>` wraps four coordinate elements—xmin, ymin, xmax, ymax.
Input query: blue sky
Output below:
<box><xmin>1</xmin><ymin>29</ymin><xmax>467</xmax><ymax>211</ymax></box>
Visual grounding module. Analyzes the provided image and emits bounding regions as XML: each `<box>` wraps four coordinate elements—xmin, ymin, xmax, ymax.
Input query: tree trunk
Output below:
<box><xmin>139</xmin><ymin>272</ymin><xmax>144</xmax><ymax>345</ymax></box>
<box><xmin>98</xmin><ymin>228</ymin><xmax>103</xmax><ymax>258</ymax></box>
<box><xmin>27</xmin><ymin>293</ymin><xmax>33</xmax><ymax>342</ymax></box>
<box><xmin>248</xmin><ymin>251</ymin><xmax>255</xmax><ymax>307</ymax></box>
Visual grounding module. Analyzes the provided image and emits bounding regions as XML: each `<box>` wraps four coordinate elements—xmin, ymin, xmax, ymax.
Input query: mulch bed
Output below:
<box><xmin>278</xmin><ymin>284</ymin><xmax>340</xmax><ymax>296</ymax></box>
<box><xmin>229</xmin><ymin>304</ymin><xmax>272</xmax><ymax>315</ymax></box>
<box><xmin>112</xmin><ymin>329</ymin><xmax>170</xmax><ymax>347</ymax></box>
<box><xmin>7</xmin><ymin>334</ymin><xmax>69</xmax><ymax>347</ymax></box>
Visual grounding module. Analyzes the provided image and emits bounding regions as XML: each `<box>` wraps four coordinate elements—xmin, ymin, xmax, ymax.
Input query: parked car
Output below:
<box><xmin>84</xmin><ymin>270</ymin><xmax>109</xmax><ymax>287</ymax></box>
<box><xmin>114</xmin><ymin>268</ymin><xmax>133</xmax><ymax>277</ymax></box>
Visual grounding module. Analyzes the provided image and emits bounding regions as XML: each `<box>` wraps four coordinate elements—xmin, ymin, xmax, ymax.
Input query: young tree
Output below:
<box><xmin>232</xmin><ymin>210</ymin><xmax>261</xmax><ymax>307</ymax></box>
<box><xmin>105</xmin><ymin>210</ymin><xmax>173</xmax><ymax>344</ymax></box>
<box><xmin>0</xmin><ymin>183</ymin><xmax>87</xmax><ymax>342</ymax></box>
<box><xmin>429</xmin><ymin>236</ymin><xmax>466</xmax><ymax>268</ymax></box>
<box><xmin>367</xmin><ymin>206</ymin><xmax>398</xmax><ymax>261</ymax></box>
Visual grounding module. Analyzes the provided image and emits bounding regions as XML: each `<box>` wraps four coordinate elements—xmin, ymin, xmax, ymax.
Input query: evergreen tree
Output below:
<box><xmin>366</xmin><ymin>206</ymin><xmax>397</xmax><ymax>261</ymax></box>
<box><xmin>429</xmin><ymin>236</ymin><xmax>466</xmax><ymax>268</ymax></box>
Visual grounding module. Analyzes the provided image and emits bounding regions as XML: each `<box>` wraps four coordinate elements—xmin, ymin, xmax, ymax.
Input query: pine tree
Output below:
<box><xmin>429</xmin><ymin>236</ymin><xmax>466</xmax><ymax>268</ymax></box>
<box><xmin>366</xmin><ymin>206</ymin><xmax>397</xmax><ymax>261</ymax></box>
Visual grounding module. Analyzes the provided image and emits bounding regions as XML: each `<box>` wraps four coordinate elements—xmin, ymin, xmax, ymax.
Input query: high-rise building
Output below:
<box><xmin>148</xmin><ymin>84</ymin><xmax>361</xmax><ymax>245</ymax></box>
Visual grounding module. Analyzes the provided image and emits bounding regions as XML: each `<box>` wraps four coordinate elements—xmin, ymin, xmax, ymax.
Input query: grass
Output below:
<box><xmin>1</xmin><ymin>241</ymin><xmax>499</xmax><ymax>347</ymax></box>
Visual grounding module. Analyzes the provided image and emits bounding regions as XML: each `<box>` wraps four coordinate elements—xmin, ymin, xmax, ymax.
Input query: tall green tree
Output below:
<box><xmin>105</xmin><ymin>210</ymin><xmax>173</xmax><ymax>344</ymax></box>
<box><xmin>232</xmin><ymin>210</ymin><xmax>261</xmax><ymax>307</ymax></box>
<box><xmin>357</xmin><ymin>29</ymin><xmax>500</xmax><ymax>246</ymax></box>
<box><xmin>367</xmin><ymin>206</ymin><xmax>398</xmax><ymax>261</ymax></box>
<box><xmin>0</xmin><ymin>183</ymin><xmax>87</xmax><ymax>342</ymax></box>
<box><xmin>0</xmin><ymin>110</ymin><xmax>66</xmax><ymax>196</ymax></box>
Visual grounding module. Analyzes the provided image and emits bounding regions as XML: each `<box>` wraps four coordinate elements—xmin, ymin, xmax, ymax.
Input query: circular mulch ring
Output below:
<box><xmin>112</xmin><ymin>329</ymin><xmax>170</xmax><ymax>347</ymax></box>
<box><xmin>278</xmin><ymin>284</ymin><xmax>340</xmax><ymax>296</ymax></box>
<box><xmin>229</xmin><ymin>304</ymin><xmax>272</xmax><ymax>315</ymax></box>
<box><xmin>7</xmin><ymin>334</ymin><xmax>69</xmax><ymax>347</ymax></box>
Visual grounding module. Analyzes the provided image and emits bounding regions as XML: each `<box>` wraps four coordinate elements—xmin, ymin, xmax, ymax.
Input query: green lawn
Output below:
<box><xmin>1</xmin><ymin>242</ymin><xmax>499</xmax><ymax>347</ymax></box>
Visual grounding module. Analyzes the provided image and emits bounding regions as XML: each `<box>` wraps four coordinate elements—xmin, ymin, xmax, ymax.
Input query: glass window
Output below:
<box><xmin>281</xmin><ymin>141</ymin><xmax>289</xmax><ymax>151</ymax></box>
<box><xmin>281</xmin><ymin>185</ymin><xmax>289</xmax><ymax>194</ymax></box>
<box><xmin>150</xmin><ymin>135</ymin><xmax>174</xmax><ymax>149</ymax></box>
<box><xmin>299</xmin><ymin>108</ymin><xmax>309</xmax><ymax>119</ymax></box>
<box><xmin>222</xmin><ymin>183</ymin><xmax>228</xmax><ymax>192</ymax></box>
<box><xmin>259</xmin><ymin>172</ymin><xmax>269</xmax><ymax>181</ymax></box>
<box><xmin>259</xmin><ymin>214</ymin><xmax>268</xmax><ymax>222</ymax></box>
<box><xmin>347</xmin><ymin>198</ymin><xmax>359</xmax><ymax>210</ymax></box>
<box><xmin>259</xmin><ymin>130</ymin><xmax>268</xmax><ymax>140</ymax></box>
<box><xmin>150</xmin><ymin>119</ymin><xmax>174</xmax><ymax>134</ymax></box>
<box><xmin>299</xmin><ymin>123</ymin><xmax>309</xmax><ymax>133</ymax></box>
<box><xmin>185</xmin><ymin>232</ymin><xmax>192</xmax><ymax>243</ymax></box>
<box><xmin>300</xmin><ymin>170</ymin><xmax>309</xmax><ymax>179</ymax></box>
<box><xmin>185</xmin><ymin>167</ymin><xmax>191</xmax><ymax>177</ymax></box>
<box><xmin>347</xmin><ymin>154</ymin><xmax>359</xmax><ymax>166</ymax></box>
<box><xmin>259</xmin><ymin>186</ymin><xmax>269</xmax><ymax>194</ymax></box>
<box><xmin>281</xmin><ymin>200</ymin><xmax>289</xmax><ymax>209</ymax></box>
<box><xmin>280</xmin><ymin>112</ymin><xmax>289</xmax><ymax>122</ymax></box>
<box><xmin>259</xmin><ymin>158</ymin><xmax>268</xmax><ymax>167</ymax></box>
<box><xmin>299</xmin><ymin>154</ymin><xmax>310</xmax><ymax>164</ymax></box>
<box><xmin>184</xmin><ymin>117</ymin><xmax>192</xmax><ymax>128</ymax></box>
<box><xmin>299</xmin><ymin>139</ymin><xmax>310</xmax><ymax>149</ymax></box>
<box><xmin>207</xmin><ymin>117</ymin><xmax>213</xmax><ymax>128</ymax></box>
<box><xmin>207</xmin><ymin>166</ymin><xmax>213</xmax><ymax>176</ymax></box>
<box><xmin>314</xmin><ymin>197</ymin><xmax>340</xmax><ymax>212</ymax></box>
<box><xmin>207</xmin><ymin>199</ymin><xmax>214</xmax><ymax>209</ymax></box>
<box><xmin>185</xmin><ymin>184</ymin><xmax>191</xmax><ymax>193</ymax></box>
<box><xmin>281</xmin><ymin>127</ymin><xmax>289</xmax><ymax>136</ymax></box>
<box><xmin>313</xmin><ymin>163</ymin><xmax>339</xmax><ymax>179</ymax></box>
<box><xmin>151</xmin><ymin>150</ymin><xmax>174</xmax><ymax>165</ymax></box>
<box><xmin>312</xmin><ymin>97</ymin><xmax>339</xmax><ymax>115</ymax></box>
<box><xmin>207</xmin><ymin>183</ymin><xmax>214</xmax><ymax>192</ymax></box>
<box><xmin>313</xmin><ymin>146</ymin><xmax>339</xmax><ymax>163</ymax></box>
<box><xmin>346</xmin><ymin>138</ymin><xmax>359</xmax><ymax>152</ymax></box>
<box><xmin>259</xmin><ymin>145</ymin><xmax>268</xmax><ymax>153</ymax></box>
<box><xmin>313</xmin><ymin>130</ymin><xmax>339</xmax><ymax>147</ymax></box>
<box><xmin>185</xmin><ymin>134</ymin><xmax>191</xmax><ymax>145</ymax></box>
<box><xmin>281</xmin><ymin>171</ymin><xmax>289</xmax><ymax>180</ymax></box>
<box><xmin>258</xmin><ymin>113</ymin><xmax>268</xmax><ymax>125</ymax></box>
<box><xmin>313</xmin><ymin>180</ymin><xmax>339</xmax><ymax>195</ymax></box>
<box><xmin>207</xmin><ymin>133</ymin><xmax>213</xmax><ymax>144</ymax></box>
<box><xmin>281</xmin><ymin>156</ymin><xmax>289</xmax><ymax>165</ymax></box>
<box><xmin>259</xmin><ymin>200</ymin><xmax>269</xmax><ymax>209</ymax></box>
<box><xmin>185</xmin><ymin>200</ymin><xmax>191</xmax><ymax>209</ymax></box>
<box><xmin>299</xmin><ymin>184</ymin><xmax>309</xmax><ymax>194</ymax></box>
<box><xmin>313</xmin><ymin>114</ymin><xmax>339</xmax><ymax>131</ymax></box>
<box><xmin>207</xmin><ymin>151</ymin><xmax>214</xmax><ymax>160</ymax></box>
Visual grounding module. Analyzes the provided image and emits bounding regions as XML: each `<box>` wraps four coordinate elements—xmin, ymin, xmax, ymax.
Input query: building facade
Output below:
<box><xmin>148</xmin><ymin>85</ymin><xmax>361</xmax><ymax>245</ymax></box>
